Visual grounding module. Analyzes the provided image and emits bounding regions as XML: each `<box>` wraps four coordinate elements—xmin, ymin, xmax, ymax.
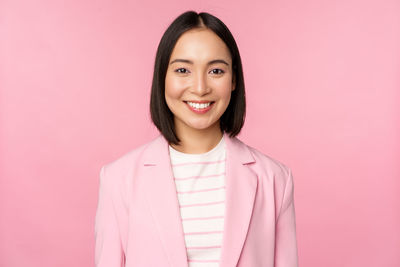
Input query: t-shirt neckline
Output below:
<box><xmin>168</xmin><ymin>135</ymin><xmax>225</xmax><ymax>158</ymax></box>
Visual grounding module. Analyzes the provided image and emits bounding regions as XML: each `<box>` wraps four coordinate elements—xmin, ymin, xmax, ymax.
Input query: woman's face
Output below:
<box><xmin>165</xmin><ymin>28</ymin><xmax>235</xmax><ymax>136</ymax></box>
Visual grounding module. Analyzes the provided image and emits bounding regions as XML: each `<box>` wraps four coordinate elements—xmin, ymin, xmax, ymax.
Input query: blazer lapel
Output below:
<box><xmin>219</xmin><ymin>133</ymin><xmax>258</xmax><ymax>267</ymax></box>
<box><xmin>140</xmin><ymin>133</ymin><xmax>257</xmax><ymax>267</ymax></box>
<box><xmin>141</xmin><ymin>135</ymin><xmax>188</xmax><ymax>267</ymax></box>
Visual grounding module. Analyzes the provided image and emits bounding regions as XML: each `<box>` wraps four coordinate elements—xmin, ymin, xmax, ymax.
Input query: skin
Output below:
<box><xmin>165</xmin><ymin>27</ymin><xmax>236</xmax><ymax>154</ymax></box>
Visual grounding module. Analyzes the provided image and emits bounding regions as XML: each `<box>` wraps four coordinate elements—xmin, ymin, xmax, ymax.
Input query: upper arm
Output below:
<box><xmin>274</xmin><ymin>168</ymin><xmax>299</xmax><ymax>267</ymax></box>
<box><xmin>94</xmin><ymin>166</ymin><xmax>125</xmax><ymax>267</ymax></box>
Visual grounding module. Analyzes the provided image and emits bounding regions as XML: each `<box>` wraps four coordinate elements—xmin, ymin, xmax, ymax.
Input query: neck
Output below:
<box><xmin>170</xmin><ymin>122</ymin><xmax>223</xmax><ymax>154</ymax></box>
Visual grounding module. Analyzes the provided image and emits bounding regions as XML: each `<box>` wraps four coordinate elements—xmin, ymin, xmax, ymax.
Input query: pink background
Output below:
<box><xmin>1</xmin><ymin>0</ymin><xmax>399</xmax><ymax>266</ymax></box>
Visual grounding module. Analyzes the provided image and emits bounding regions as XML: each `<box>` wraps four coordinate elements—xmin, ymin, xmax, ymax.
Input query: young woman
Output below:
<box><xmin>95</xmin><ymin>11</ymin><xmax>298</xmax><ymax>267</ymax></box>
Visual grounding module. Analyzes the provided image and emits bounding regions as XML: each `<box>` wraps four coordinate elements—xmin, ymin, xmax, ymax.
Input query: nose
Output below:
<box><xmin>191</xmin><ymin>72</ymin><xmax>210</xmax><ymax>96</ymax></box>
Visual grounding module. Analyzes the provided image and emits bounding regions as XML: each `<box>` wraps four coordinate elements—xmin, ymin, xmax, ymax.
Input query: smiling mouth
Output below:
<box><xmin>184</xmin><ymin>101</ymin><xmax>215</xmax><ymax>109</ymax></box>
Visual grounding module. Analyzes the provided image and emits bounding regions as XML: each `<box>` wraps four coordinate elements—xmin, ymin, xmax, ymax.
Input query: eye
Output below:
<box><xmin>210</xmin><ymin>69</ymin><xmax>224</xmax><ymax>75</ymax></box>
<box><xmin>175</xmin><ymin>68</ymin><xmax>189</xmax><ymax>74</ymax></box>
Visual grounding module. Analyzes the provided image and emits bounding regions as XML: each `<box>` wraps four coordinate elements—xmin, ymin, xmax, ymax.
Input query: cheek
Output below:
<box><xmin>165</xmin><ymin>74</ymin><xmax>186</xmax><ymax>99</ymax></box>
<box><xmin>211</xmin><ymin>77</ymin><xmax>234</xmax><ymax>100</ymax></box>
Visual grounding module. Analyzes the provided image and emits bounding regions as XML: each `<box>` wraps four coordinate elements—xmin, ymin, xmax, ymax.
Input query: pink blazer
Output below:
<box><xmin>94</xmin><ymin>132</ymin><xmax>298</xmax><ymax>267</ymax></box>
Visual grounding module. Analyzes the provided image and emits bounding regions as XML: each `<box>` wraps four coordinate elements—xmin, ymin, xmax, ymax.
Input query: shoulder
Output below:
<box><xmin>233</xmin><ymin>137</ymin><xmax>293</xmax><ymax>191</ymax></box>
<box><xmin>235</xmin><ymin>137</ymin><xmax>292</xmax><ymax>177</ymax></box>
<box><xmin>235</xmin><ymin>138</ymin><xmax>295</xmax><ymax>212</ymax></box>
<box><xmin>100</xmin><ymin>135</ymin><xmax>162</xmax><ymax>179</ymax></box>
<box><xmin>251</xmin><ymin>145</ymin><xmax>291</xmax><ymax>176</ymax></box>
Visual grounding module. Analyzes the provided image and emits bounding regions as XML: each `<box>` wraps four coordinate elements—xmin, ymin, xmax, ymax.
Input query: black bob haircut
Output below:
<box><xmin>150</xmin><ymin>10</ymin><xmax>246</xmax><ymax>145</ymax></box>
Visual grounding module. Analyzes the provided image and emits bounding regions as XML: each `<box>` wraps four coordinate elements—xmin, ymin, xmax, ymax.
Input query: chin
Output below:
<box><xmin>187</xmin><ymin>121</ymin><xmax>219</xmax><ymax>131</ymax></box>
<box><xmin>188</xmin><ymin>124</ymin><xmax>212</xmax><ymax>131</ymax></box>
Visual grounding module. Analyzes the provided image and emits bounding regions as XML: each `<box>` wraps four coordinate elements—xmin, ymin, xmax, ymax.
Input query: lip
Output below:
<box><xmin>184</xmin><ymin>101</ymin><xmax>215</xmax><ymax>114</ymax></box>
<box><xmin>185</xmin><ymin>100</ymin><xmax>214</xmax><ymax>103</ymax></box>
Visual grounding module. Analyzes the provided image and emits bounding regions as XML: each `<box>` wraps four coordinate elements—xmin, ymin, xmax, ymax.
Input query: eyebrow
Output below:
<box><xmin>169</xmin><ymin>59</ymin><xmax>229</xmax><ymax>66</ymax></box>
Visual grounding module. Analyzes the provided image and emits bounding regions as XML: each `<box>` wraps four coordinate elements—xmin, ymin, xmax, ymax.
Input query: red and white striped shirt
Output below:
<box><xmin>168</xmin><ymin>136</ymin><xmax>226</xmax><ymax>267</ymax></box>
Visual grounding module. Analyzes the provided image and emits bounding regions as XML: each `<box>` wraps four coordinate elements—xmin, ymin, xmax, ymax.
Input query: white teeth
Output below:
<box><xmin>187</xmin><ymin>101</ymin><xmax>211</xmax><ymax>109</ymax></box>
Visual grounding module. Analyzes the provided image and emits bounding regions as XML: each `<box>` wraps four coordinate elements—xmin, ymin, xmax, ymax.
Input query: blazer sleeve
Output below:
<box><xmin>275</xmin><ymin>168</ymin><xmax>299</xmax><ymax>267</ymax></box>
<box><xmin>94</xmin><ymin>166</ymin><xmax>125</xmax><ymax>267</ymax></box>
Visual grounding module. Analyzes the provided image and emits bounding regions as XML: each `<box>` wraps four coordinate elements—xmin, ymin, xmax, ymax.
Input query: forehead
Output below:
<box><xmin>170</xmin><ymin>28</ymin><xmax>232</xmax><ymax>62</ymax></box>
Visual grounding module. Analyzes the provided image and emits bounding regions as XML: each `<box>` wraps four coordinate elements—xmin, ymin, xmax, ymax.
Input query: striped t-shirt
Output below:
<box><xmin>168</xmin><ymin>135</ymin><xmax>226</xmax><ymax>267</ymax></box>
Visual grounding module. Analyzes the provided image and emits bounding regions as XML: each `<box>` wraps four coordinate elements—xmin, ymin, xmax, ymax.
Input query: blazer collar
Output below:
<box><xmin>141</xmin><ymin>132</ymin><xmax>258</xmax><ymax>267</ymax></box>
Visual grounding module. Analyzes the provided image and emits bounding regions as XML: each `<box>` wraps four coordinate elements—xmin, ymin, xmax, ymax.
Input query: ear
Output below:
<box><xmin>232</xmin><ymin>74</ymin><xmax>236</xmax><ymax>91</ymax></box>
